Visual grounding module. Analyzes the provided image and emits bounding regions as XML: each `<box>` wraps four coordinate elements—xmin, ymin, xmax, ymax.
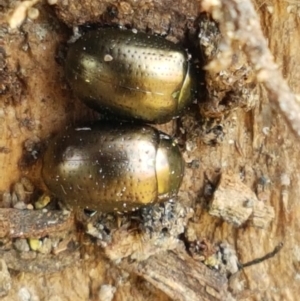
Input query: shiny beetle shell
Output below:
<box><xmin>65</xmin><ymin>28</ymin><xmax>193</xmax><ymax>124</ymax></box>
<box><xmin>42</xmin><ymin>122</ymin><xmax>184</xmax><ymax>212</ymax></box>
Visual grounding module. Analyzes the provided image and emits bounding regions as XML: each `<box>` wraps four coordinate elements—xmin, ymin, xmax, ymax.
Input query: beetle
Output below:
<box><xmin>65</xmin><ymin>28</ymin><xmax>194</xmax><ymax>124</ymax></box>
<box><xmin>42</xmin><ymin>122</ymin><xmax>184</xmax><ymax>213</ymax></box>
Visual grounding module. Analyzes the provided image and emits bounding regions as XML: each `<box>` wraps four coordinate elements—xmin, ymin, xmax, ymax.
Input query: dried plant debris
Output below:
<box><xmin>198</xmin><ymin>14</ymin><xmax>257</xmax><ymax>118</ymax></box>
<box><xmin>75</xmin><ymin>200</ymin><xmax>234</xmax><ymax>301</ymax></box>
<box><xmin>199</xmin><ymin>119</ymin><xmax>225</xmax><ymax>145</ymax></box>
<box><xmin>122</xmin><ymin>250</ymin><xmax>229</xmax><ymax>301</ymax></box>
<box><xmin>185</xmin><ymin>225</ymin><xmax>239</xmax><ymax>276</ymax></box>
<box><xmin>0</xmin><ymin>177</ymin><xmax>78</xmax><ymax>272</ymax></box>
<box><xmin>184</xmin><ymin>235</ymin><xmax>283</xmax><ymax>299</ymax></box>
<box><xmin>0</xmin><ymin>207</ymin><xmax>77</xmax><ymax>271</ymax></box>
<box><xmin>1</xmin><ymin>177</ymin><xmax>35</xmax><ymax>210</ymax></box>
<box><xmin>186</xmin><ymin>228</ymin><xmax>283</xmax><ymax>274</ymax></box>
<box><xmin>240</xmin><ymin>242</ymin><xmax>284</xmax><ymax>269</ymax></box>
<box><xmin>202</xmin><ymin>0</ymin><xmax>300</xmax><ymax>139</ymax></box>
<box><xmin>189</xmin><ymin>238</ymin><xmax>220</xmax><ymax>265</ymax></box>
<box><xmin>19</xmin><ymin>137</ymin><xmax>43</xmax><ymax>168</ymax></box>
<box><xmin>180</xmin><ymin>112</ymin><xmax>225</xmax><ymax>147</ymax></box>
<box><xmin>78</xmin><ymin>200</ymin><xmax>193</xmax><ymax>262</ymax></box>
<box><xmin>208</xmin><ymin>171</ymin><xmax>275</xmax><ymax>228</ymax></box>
<box><xmin>72</xmin><ymin>200</ymin><xmax>235</xmax><ymax>301</ymax></box>
<box><xmin>0</xmin><ymin>218</ymin><xmax>78</xmax><ymax>272</ymax></box>
<box><xmin>1</xmin><ymin>177</ymin><xmax>48</xmax><ymax>210</ymax></box>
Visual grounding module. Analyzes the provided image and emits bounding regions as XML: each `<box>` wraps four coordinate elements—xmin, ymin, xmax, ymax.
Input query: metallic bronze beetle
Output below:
<box><xmin>65</xmin><ymin>28</ymin><xmax>193</xmax><ymax>124</ymax></box>
<box><xmin>42</xmin><ymin>122</ymin><xmax>184</xmax><ymax>212</ymax></box>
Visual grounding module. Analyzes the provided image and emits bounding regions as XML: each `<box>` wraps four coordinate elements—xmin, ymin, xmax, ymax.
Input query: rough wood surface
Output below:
<box><xmin>0</xmin><ymin>208</ymin><xmax>74</xmax><ymax>238</ymax></box>
<box><xmin>0</xmin><ymin>259</ymin><xmax>11</xmax><ymax>298</ymax></box>
<box><xmin>203</xmin><ymin>0</ymin><xmax>300</xmax><ymax>139</ymax></box>
<box><xmin>1</xmin><ymin>0</ymin><xmax>300</xmax><ymax>300</ymax></box>
<box><xmin>122</xmin><ymin>250</ymin><xmax>228</xmax><ymax>301</ymax></box>
<box><xmin>209</xmin><ymin>171</ymin><xmax>275</xmax><ymax>228</ymax></box>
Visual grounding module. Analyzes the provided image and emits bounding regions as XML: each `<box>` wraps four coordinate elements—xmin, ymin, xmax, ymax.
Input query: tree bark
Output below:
<box><xmin>1</xmin><ymin>0</ymin><xmax>300</xmax><ymax>300</ymax></box>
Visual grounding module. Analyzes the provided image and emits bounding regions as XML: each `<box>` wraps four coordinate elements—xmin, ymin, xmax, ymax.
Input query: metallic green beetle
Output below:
<box><xmin>42</xmin><ymin>122</ymin><xmax>184</xmax><ymax>213</ymax></box>
<box><xmin>65</xmin><ymin>28</ymin><xmax>193</xmax><ymax>124</ymax></box>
